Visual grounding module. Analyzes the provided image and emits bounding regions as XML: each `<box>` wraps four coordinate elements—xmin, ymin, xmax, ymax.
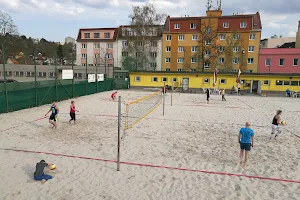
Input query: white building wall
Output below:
<box><xmin>113</xmin><ymin>41</ymin><xmax>119</xmax><ymax>68</ymax></box>
<box><xmin>87</xmin><ymin>42</ymin><xmax>93</xmax><ymax>65</ymax></box>
<box><xmin>156</xmin><ymin>39</ymin><xmax>162</xmax><ymax>71</ymax></box>
<box><xmin>116</xmin><ymin>39</ymin><xmax>124</xmax><ymax>68</ymax></box>
<box><xmin>75</xmin><ymin>42</ymin><xmax>81</xmax><ymax>66</ymax></box>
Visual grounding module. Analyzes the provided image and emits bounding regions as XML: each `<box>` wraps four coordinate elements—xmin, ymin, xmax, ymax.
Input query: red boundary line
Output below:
<box><xmin>1</xmin><ymin>148</ymin><xmax>300</xmax><ymax>184</ymax></box>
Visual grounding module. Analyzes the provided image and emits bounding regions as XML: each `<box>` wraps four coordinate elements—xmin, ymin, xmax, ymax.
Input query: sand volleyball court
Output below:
<box><xmin>0</xmin><ymin>90</ymin><xmax>300</xmax><ymax>200</ymax></box>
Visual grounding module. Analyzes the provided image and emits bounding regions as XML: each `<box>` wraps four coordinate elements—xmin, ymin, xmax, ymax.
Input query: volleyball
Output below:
<box><xmin>281</xmin><ymin>121</ymin><xmax>286</xmax><ymax>125</ymax></box>
<box><xmin>50</xmin><ymin>164</ymin><xmax>56</xmax><ymax>170</ymax></box>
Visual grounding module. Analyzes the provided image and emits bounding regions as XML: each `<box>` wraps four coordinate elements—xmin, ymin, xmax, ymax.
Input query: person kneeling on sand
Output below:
<box><xmin>34</xmin><ymin>160</ymin><xmax>54</xmax><ymax>184</ymax></box>
<box><xmin>238</xmin><ymin>122</ymin><xmax>254</xmax><ymax>169</ymax></box>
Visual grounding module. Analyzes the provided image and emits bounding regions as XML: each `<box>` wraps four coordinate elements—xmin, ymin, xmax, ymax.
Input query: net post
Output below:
<box><xmin>55</xmin><ymin>55</ymin><xmax>58</xmax><ymax>102</ymax></box>
<box><xmin>117</xmin><ymin>95</ymin><xmax>121</xmax><ymax>171</ymax></box>
<box><xmin>171</xmin><ymin>82</ymin><xmax>173</xmax><ymax>106</ymax></box>
<box><xmin>72</xmin><ymin>53</ymin><xmax>74</xmax><ymax>98</ymax></box>
<box><xmin>163</xmin><ymin>83</ymin><xmax>165</xmax><ymax>115</ymax></box>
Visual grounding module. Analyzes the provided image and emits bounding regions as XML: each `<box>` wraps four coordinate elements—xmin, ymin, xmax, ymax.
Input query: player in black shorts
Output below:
<box><xmin>45</xmin><ymin>100</ymin><xmax>59</xmax><ymax>128</ymax></box>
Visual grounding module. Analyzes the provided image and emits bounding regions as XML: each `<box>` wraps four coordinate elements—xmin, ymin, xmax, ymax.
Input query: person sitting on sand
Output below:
<box><xmin>239</xmin><ymin>122</ymin><xmax>254</xmax><ymax>169</ymax></box>
<box><xmin>34</xmin><ymin>160</ymin><xmax>54</xmax><ymax>184</ymax></box>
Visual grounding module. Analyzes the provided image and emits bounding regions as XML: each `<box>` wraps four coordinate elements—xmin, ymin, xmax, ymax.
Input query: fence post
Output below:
<box><xmin>85</xmin><ymin>57</ymin><xmax>88</xmax><ymax>95</ymax></box>
<box><xmin>72</xmin><ymin>54</ymin><xmax>74</xmax><ymax>98</ymax></box>
<box><xmin>33</xmin><ymin>48</ymin><xmax>37</xmax><ymax>106</ymax></box>
<box><xmin>112</xmin><ymin>57</ymin><xmax>115</xmax><ymax>89</ymax></box>
<box><xmin>163</xmin><ymin>82</ymin><xmax>165</xmax><ymax>115</ymax></box>
<box><xmin>171</xmin><ymin>82</ymin><xmax>173</xmax><ymax>106</ymax></box>
<box><xmin>117</xmin><ymin>95</ymin><xmax>121</xmax><ymax>171</ymax></box>
<box><xmin>96</xmin><ymin>56</ymin><xmax>98</xmax><ymax>93</ymax></box>
<box><xmin>55</xmin><ymin>55</ymin><xmax>58</xmax><ymax>101</ymax></box>
<box><xmin>1</xmin><ymin>43</ymin><xmax>8</xmax><ymax>112</ymax></box>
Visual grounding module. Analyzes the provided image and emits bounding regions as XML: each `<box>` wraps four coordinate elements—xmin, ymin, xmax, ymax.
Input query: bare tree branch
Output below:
<box><xmin>0</xmin><ymin>10</ymin><xmax>18</xmax><ymax>38</ymax></box>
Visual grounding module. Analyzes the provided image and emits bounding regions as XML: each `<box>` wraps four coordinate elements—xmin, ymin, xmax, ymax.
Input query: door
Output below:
<box><xmin>257</xmin><ymin>81</ymin><xmax>262</xmax><ymax>94</ymax></box>
<box><xmin>182</xmin><ymin>78</ymin><xmax>189</xmax><ymax>91</ymax></box>
<box><xmin>251</xmin><ymin>81</ymin><xmax>258</xmax><ymax>93</ymax></box>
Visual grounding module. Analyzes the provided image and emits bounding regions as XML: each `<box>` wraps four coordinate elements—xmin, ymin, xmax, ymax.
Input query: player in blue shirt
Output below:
<box><xmin>45</xmin><ymin>100</ymin><xmax>60</xmax><ymax>129</ymax></box>
<box><xmin>238</xmin><ymin>122</ymin><xmax>254</xmax><ymax>169</ymax></box>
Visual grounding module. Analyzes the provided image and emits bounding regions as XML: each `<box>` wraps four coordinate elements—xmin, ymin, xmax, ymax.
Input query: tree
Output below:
<box><xmin>191</xmin><ymin>17</ymin><xmax>222</xmax><ymax>72</ymax></box>
<box><xmin>271</xmin><ymin>34</ymin><xmax>282</xmax><ymax>39</ymax></box>
<box><xmin>120</xmin><ymin>4</ymin><xmax>166</xmax><ymax>71</ymax></box>
<box><xmin>56</xmin><ymin>44</ymin><xmax>64</xmax><ymax>64</ymax></box>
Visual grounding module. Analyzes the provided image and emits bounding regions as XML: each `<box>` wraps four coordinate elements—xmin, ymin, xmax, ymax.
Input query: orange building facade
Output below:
<box><xmin>161</xmin><ymin>10</ymin><xmax>262</xmax><ymax>72</ymax></box>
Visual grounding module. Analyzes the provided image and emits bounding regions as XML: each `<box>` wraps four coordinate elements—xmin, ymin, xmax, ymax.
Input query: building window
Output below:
<box><xmin>25</xmin><ymin>72</ymin><xmax>34</xmax><ymax>77</ymax></box>
<box><xmin>166</xmin><ymin>46</ymin><xmax>171</xmax><ymax>52</ymax></box>
<box><xmin>279</xmin><ymin>58</ymin><xmax>284</xmax><ymax>66</ymax></box>
<box><xmin>291</xmin><ymin>81</ymin><xmax>299</xmax><ymax>86</ymax></box>
<box><xmin>276</xmin><ymin>80</ymin><xmax>283</xmax><ymax>85</ymax></box>
<box><xmin>162</xmin><ymin>77</ymin><xmax>168</xmax><ymax>82</ymax></box>
<box><xmin>223</xmin><ymin>22</ymin><xmax>229</xmax><ymax>28</ymax></box>
<box><xmin>240</xmin><ymin>22</ymin><xmax>247</xmax><ymax>28</ymax></box>
<box><xmin>150</xmin><ymin>63</ymin><xmax>157</xmax><ymax>69</ymax></box>
<box><xmin>219</xmin><ymin>46</ymin><xmax>224</xmax><ymax>52</ymax></box>
<box><xmin>203</xmin><ymin>78</ymin><xmax>209</xmax><ymax>83</ymax></box>
<box><xmin>49</xmin><ymin>72</ymin><xmax>56</xmax><ymax>78</ymax></box>
<box><xmin>165</xmin><ymin>58</ymin><xmax>171</xmax><ymax>63</ymax></box>
<box><xmin>150</xmin><ymin>52</ymin><xmax>157</xmax><ymax>57</ymax></box>
<box><xmin>283</xmin><ymin>81</ymin><xmax>290</xmax><ymax>86</ymax></box>
<box><xmin>5</xmin><ymin>71</ymin><xmax>12</xmax><ymax>76</ymax></box>
<box><xmin>122</xmin><ymin>41</ymin><xmax>127</xmax><ymax>47</ymax></box>
<box><xmin>192</xmin><ymin>35</ymin><xmax>198</xmax><ymax>40</ymax></box>
<box><xmin>107</xmin><ymin>54</ymin><xmax>113</xmax><ymax>59</ymax></box>
<box><xmin>205</xmin><ymin>50</ymin><xmax>211</xmax><ymax>56</ymax></box>
<box><xmin>81</xmin><ymin>54</ymin><xmax>87</xmax><ymax>58</ymax></box>
<box><xmin>220</xmin><ymin>34</ymin><xmax>226</xmax><ymax>40</ymax></box>
<box><xmin>84</xmin><ymin>33</ymin><xmax>90</xmax><ymax>38</ymax></box>
<box><xmin>172</xmin><ymin>78</ymin><xmax>177</xmax><ymax>82</ymax></box>
<box><xmin>38</xmin><ymin>72</ymin><xmax>46</xmax><ymax>77</ymax></box>
<box><xmin>248</xmin><ymin>58</ymin><xmax>254</xmax><ymax>64</ymax></box>
<box><xmin>94</xmin><ymin>54</ymin><xmax>100</xmax><ymax>58</ymax></box>
<box><xmin>177</xmin><ymin>58</ymin><xmax>184</xmax><ymax>63</ymax></box>
<box><xmin>248</xmin><ymin>46</ymin><xmax>254</xmax><ymax>52</ymax></box>
<box><xmin>220</xmin><ymin>79</ymin><xmax>226</xmax><ymax>84</ymax></box>
<box><xmin>152</xmin><ymin>77</ymin><xmax>158</xmax><ymax>82</ymax></box>
<box><xmin>174</xmin><ymin>24</ymin><xmax>180</xmax><ymax>29</ymax></box>
<box><xmin>94</xmin><ymin>43</ymin><xmax>100</xmax><ymax>49</ymax></box>
<box><xmin>122</xmin><ymin>52</ymin><xmax>128</xmax><ymax>57</ymax></box>
<box><xmin>205</xmin><ymin>27</ymin><xmax>212</xmax><ymax>34</ymax></box>
<box><xmin>263</xmin><ymin>80</ymin><xmax>270</xmax><ymax>85</ymax></box>
<box><xmin>178</xmin><ymin>46</ymin><xmax>184</xmax><ymax>52</ymax></box>
<box><xmin>293</xmin><ymin>58</ymin><xmax>299</xmax><ymax>66</ymax></box>
<box><xmin>191</xmin><ymin>46</ymin><xmax>197</xmax><ymax>52</ymax></box>
<box><xmin>150</xmin><ymin>41</ymin><xmax>157</xmax><ymax>47</ymax></box>
<box><xmin>166</xmin><ymin>35</ymin><xmax>172</xmax><ymax>41</ymax></box>
<box><xmin>205</xmin><ymin>40</ymin><xmax>211</xmax><ymax>45</ymax></box>
<box><xmin>191</xmin><ymin>57</ymin><xmax>196</xmax><ymax>63</ymax></box>
<box><xmin>265</xmin><ymin>58</ymin><xmax>271</xmax><ymax>66</ymax></box>
<box><xmin>191</xmin><ymin>69</ymin><xmax>196</xmax><ymax>72</ymax></box>
<box><xmin>165</xmin><ymin>68</ymin><xmax>171</xmax><ymax>71</ymax></box>
<box><xmin>232</xmin><ymin>58</ymin><xmax>240</xmax><ymax>64</ymax></box>
<box><xmin>107</xmin><ymin>43</ymin><xmax>113</xmax><ymax>49</ymax></box>
<box><xmin>177</xmin><ymin>69</ymin><xmax>183</xmax><ymax>72</ymax></box>
<box><xmin>218</xmin><ymin>57</ymin><xmax>225</xmax><ymax>64</ymax></box>
<box><xmin>104</xmin><ymin>32</ymin><xmax>110</xmax><ymax>38</ymax></box>
<box><xmin>81</xmin><ymin>44</ymin><xmax>87</xmax><ymax>49</ymax></box>
<box><xmin>233</xmin><ymin>46</ymin><xmax>240</xmax><ymax>52</ymax></box>
<box><xmin>204</xmin><ymin>63</ymin><xmax>210</xmax><ymax>69</ymax></box>
<box><xmin>233</xmin><ymin>34</ymin><xmax>241</xmax><ymax>40</ymax></box>
<box><xmin>249</xmin><ymin>33</ymin><xmax>255</xmax><ymax>40</ymax></box>
<box><xmin>15</xmin><ymin>71</ymin><xmax>24</xmax><ymax>77</ymax></box>
<box><xmin>94</xmin><ymin>33</ymin><xmax>100</xmax><ymax>38</ymax></box>
<box><xmin>178</xmin><ymin>35</ymin><xmax>184</xmax><ymax>41</ymax></box>
<box><xmin>134</xmin><ymin>77</ymin><xmax>140</xmax><ymax>82</ymax></box>
<box><xmin>190</xmin><ymin>23</ymin><xmax>196</xmax><ymax>29</ymax></box>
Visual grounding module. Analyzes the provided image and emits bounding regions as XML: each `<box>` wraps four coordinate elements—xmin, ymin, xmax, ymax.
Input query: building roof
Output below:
<box><xmin>76</xmin><ymin>27</ymin><xmax>118</xmax><ymax>41</ymax></box>
<box><xmin>278</xmin><ymin>42</ymin><xmax>296</xmax><ymax>48</ymax></box>
<box><xmin>260</xmin><ymin>48</ymin><xmax>300</xmax><ymax>54</ymax></box>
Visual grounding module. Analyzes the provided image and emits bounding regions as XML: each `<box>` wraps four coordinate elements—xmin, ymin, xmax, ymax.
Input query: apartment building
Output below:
<box><xmin>162</xmin><ymin>10</ymin><xmax>262</xmax><ymax>72</ymax></box>
<box><xmin>116</xmin><ymin>25</ymin><xmax>163</xmax><ymax>71</ymax></box>
<box><xmin>296</xmin><ymin>21</ymin><xmax>300</xmax><ymax>48</ymax></box>
<box><xmin>76</xmin><ymin>28</ymin><xmax>118</xmax><ymax>68</ymax></box>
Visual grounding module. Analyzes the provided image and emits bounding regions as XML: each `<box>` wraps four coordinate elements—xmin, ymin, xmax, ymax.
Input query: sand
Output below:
<box><xmin>0</xmin><ymin>90</ymin><xmax>300</xmax><ymax>200</ymax></box>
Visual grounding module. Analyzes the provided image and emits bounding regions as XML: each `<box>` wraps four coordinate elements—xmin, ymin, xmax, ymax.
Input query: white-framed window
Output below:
<box><xmin>177</xmin><ymin>69</ymin><xmax>183</xmax><ymax>72</ymax></box>
<box><xmin>178</xmin><ymin>35</ymin><xmax>185</xmax><ymax>41</ymax></box>
<box><xmin>232</xmin><ymin>58</ymin><xmax>240</xmax><ymax>64</ymax></box>
<box><xmin>293</xmin><ymin>58</ymin><xmax>299</xmax><ymax>66</ymax></box>
<box><xmin>191</xmin><ymin>69</ymin><xmax>196</xmax><ymax>72</ymax></box>
<box><xmin>166</xmin><ymin>46</ymin><xmax>171</xmax><ymax>52</ymax></box>
<box><xmin>205</xmin><ymin>27</ymin><xmax>212</xmax><ymax>34</ymax></box>
<box><xmin>205</xmin><ymin>40</ymin><xmax>211</xmax><ymax>45</ymax></box>
<box><xmin>178</xmin><ymin>46</ymin><xmax>184</xmax><ymax>52</ymax></box>
<box><xmin>204</xmin><ymin>62</ymin><xmax>210</xmax><ymax>69</ymax></box>
<box><xmin>38</xmin><ymin>72</ymin><xmax>47</xmax><ymax>77</ymax></box>
<box><xmin>240</xmin><ymin>21</ymin><xmax>247</xmax><ymax>28</ymax></box>
<box><xmin>249</xmin><ymin>33</ymin><xmax>255</xmax><ymax>40</ymax></box>
<box><xmin>174</xmin><ymin>24</ymin><xmax>180</xmax><ymax>29</ymax></box>
<box><xmin>263</xmin><ymin>80</ymin><xmax>270</xmax><ymax>85</ymax></box>
<box><xmin>172</xmin><ymin>78</ymin><xmax>177</xmax><ymax>82</ymax></box>
<box><xmin>223</xmin><ymin>22</ymin><xmax>229</xmax><ymax>28</ymax></box>
<box><xmin>134</xmin><ymin>77</ymin><xmax>140</xmax><ymax>82</ymax></box>
<box><xmin>265</xmin><ymin>58</ymin><xmax>271</xmax><ymax>66</ymax></box>
<box><xmin>166</xmin><ymin>35</ymin><xmax>172</xmax><ymax>41</ymax></box>
<box><xmin>248</xmin><ymin>58</ymin><xmax>254</xmax><ymax>64</ymax></box>
<box><xmin>162</xmin><ymin>77</ymin><xmax>168</xmax><ymax>82</ymax></box>
<box><xmin>81</xmin><ymin>44</ymin><xmax>87</xmax><ymax>49</ymax></box>
<box><xmin>190</xmin><ymin>23</ymin><xmax>196</xmax><ymax>29</ymax></box>
<box><xmin>84</xmin><ymin>33</ymin><xmax>90</xmax><ymax>38</ymax></box>
<box><xmin>203</xmin><ymin>78</ymin><xmax>209</xmax><ymax>83</ymax></box>
<box><xmin>26</xmin><ymin>72</ymin><xmax>35</xmax><ymax>77</ymax></box>
<box><xmin>233</xmin><ymin>46</ymin><xmax>240</xmax><ymax>52</ymax></box>
<box><xmin>191</xmin><ymin>46</ymin><xmax>197</xmax><ymax>52</ymax></box>
<box><xmin>192</xmin><ymin>35</ymin><xmax>198</xmax><ymax>40</ymax></box>
<box><xmin>107</xmin><ymin>43</ymin><xmax>113</xmax><ymax>49</ymax></box>
<box><xmin>220</xmin><ymin>34</ymin><xmax>226</xmax><ymax>40</ymax></box>
<box><xmin>218</xmin><ymin>57</ymin><xmax>225</xmax><ymax>64</ymax></box>
<box><xmin>165</xmin><ymin>58</ymin><xmax>171</xmax><ymax>63</ymax></box>
<box><xmin>150</xmin><ymin>52</ymin><xmax>157</xmax><ymax>57</ymax></box>
<box><xmin>219</xmin><ymin>46</ymin><xmax>224</xmax><ymax>52</ymax></box>
<box><xmin>191</xmin><ymin>57</ymin><xmax>196</xmax><ymax>63</ymax></box>
<box><xmin>93</xmin><ymin>43</ymin><xmax>100</xmax><ymax>49</ymax></box>
<box><xmin>122</xmin><ymin>41</ymin><xmax>127</xmax><ymax>47</ymax></box>
<box><xmin>220</xmin><ymin>79</ymin><xmax>226</xmax><ymax>84</ymax></box>
<box><xmin>94</xmin><ymin>54</ymin><xmax>100</xmax><ymax>58</ymax></box>
<box><xmin>150</xmin><ymin>63</ymin><xmax>157</xmax><ymax>69</ymax></box>
<box><xmin>15</xmin><ymin>71</ymin><xmax>24</xmax><ymax>77</ymax></box>
<box><xmin>94</xmin><ymin>33</ymin><xmax>100</xmax><ymax>38</ymax></box>
<box><xmin>165</xmin><ymin>68</ymin><xmax>171</xmax><ymax>71</ymax></box>
<box><xmin>49</xmin><ymin>72</ymin><xmax>56</xmax><ymax>78</ymax></box>
<box><xmin>279</xmin><ymin>58</ymin><xmax>284</xmax><ymax>66</ymax></box>
<box><xmin>104</xmin><ymin>32</ymin><xmax>110</xmax><ymax>38</ymax></box>
<box><xmin>248</xmin><ymin>46</ymin><xmax>254</xmax><ymax>52</ymax></box>
<box><xmin>150</xmin><ymin>41</ymin><xmax>157</xmax><ymax>47</ymax></box>
<box><xmin>81</xmin><ymin>54</ymin><xmax>87</xmax><ymax>58</ymax></box>
<box><xmin>205</xmin><ymin>50</ymin><xmax>211</xmax><ymax>56</ymax></box>
<box><xmin>177</xmin><ymin>58</ymin><xmax>184</xmax><ymax>63</ymax></box>
<box><xmin>233</xmin><ymin>34</ymin><xmax>241</xmax><ymax>40</ymax></box>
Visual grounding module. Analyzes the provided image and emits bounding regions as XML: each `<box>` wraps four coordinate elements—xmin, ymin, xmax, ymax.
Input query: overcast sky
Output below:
<box><xmin>0</xmin><ymin>0</ymin><xmax>299</xmax><ymax>42</ymax></box>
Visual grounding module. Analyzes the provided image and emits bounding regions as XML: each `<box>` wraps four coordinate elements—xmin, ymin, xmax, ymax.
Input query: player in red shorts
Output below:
<box><xmin>111</xmin><ymin>91</ymin><xmax>117</xmax><ymax>100</ymax></box>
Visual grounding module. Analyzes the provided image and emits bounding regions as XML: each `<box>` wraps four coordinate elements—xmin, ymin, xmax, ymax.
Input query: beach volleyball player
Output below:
<box><xmin>45</xmin><ymin>100</ymin><xmax>59</xmax><ymax>129</ymax></box>
<box><xmin>238</xmin><ymin>122</ymin><xmax>254</xmax><ymax>169</ymax></box>
<box><xmin>111</xmin><ymin>91</ymin><xmax>117</xmax><ymax>100</ymax></box>
<box><xmin>270</xmin><ymin>110</ymin><xmax>283</xmax><ymax>140</ymax></box>
<box><xmin>69</xmin><ymin>101</ymin><xmax>79</xmax><ymax>124</ymax></box>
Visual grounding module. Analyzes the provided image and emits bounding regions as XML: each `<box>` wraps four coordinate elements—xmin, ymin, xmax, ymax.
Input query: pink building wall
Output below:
<box><xmin>258</xmin><ymin>48</ymin><xmax>300</xmax><ymax>73</ymax></box>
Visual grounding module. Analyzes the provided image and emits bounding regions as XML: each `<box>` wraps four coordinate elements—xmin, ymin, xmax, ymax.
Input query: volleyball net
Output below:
<box><xmin>124</xmin><ymin>91</ymin><xmax>162</xmax><ymax>130</ymax></box>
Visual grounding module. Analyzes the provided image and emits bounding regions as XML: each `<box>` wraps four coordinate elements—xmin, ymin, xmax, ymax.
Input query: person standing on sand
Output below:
<box><xmin>34</xmin><ymin>160</ymin><xmax>54</xmax><ymax>184</ymax></box>
<box><xmin>270</xmin><ymin>110</ymin><xmax>283</xmax><ymax>140</ymax></box>
<box><xmin>69</xmin><ymin>101</ymin><xmax>79</xmax><ymax>124</ymax></box>
<box><xmin>206</xmin><ymin>89</ymin><xmax>210</xmax><ymax>103</ymax></box>
<box><xmin>221</xmin><ymin>89</ymin><xmax>226</xmax><ymax>101</ymax></box>
<box><xmin>238</xmin><ymin>122</ymin><xmax>254</xmax><ymax>169</ymax></box>
<box><xmin>45</xmin><ymin>100</ymin><xmax>59</xmax><ymax>129</ymax></box>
